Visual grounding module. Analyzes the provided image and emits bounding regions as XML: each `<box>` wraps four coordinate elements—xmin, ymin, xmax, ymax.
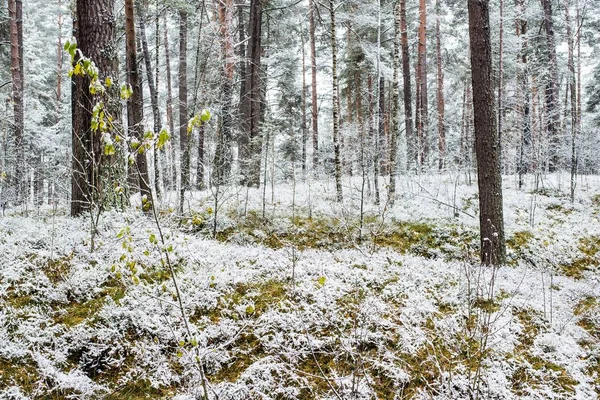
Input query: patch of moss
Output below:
<box><xmin>507</xmin><ymin>230</ymin><xmax>534</xmax><ymax>251</ymax></box>
<box><xmin>54</xmin><ymin>296</ymin><xmax>107</xmax><ymax>327</ymax></box>
<box><xmin>0</xmin><ymin>355</ymin><xmax>39</xmax><ymax>395</ymax></box>
<box><xmin>212</xmin><ymin>333</ymin><xmax>265</xmax><ymax>383</ymax></box>
<box><xmin>510</xmin><ymin>308</ymin><xmax>578</xmax><ymax>396</ymax></box>
<box><xmin>5</xmin><ymin>292</ymin><xmax>33</xmax><ymax>309</ymax></box>
<box><xmin>546</xmin><ymin>203</ymin><xmax>573</xmax><ymax>214</ymax></box>
<box><xmin>574</xmin><ymin>296</ymin><xmax>599</xmax><ymax>339</ymax></box>
<box><xmin>54</xmin><ymin>281</ymin><xmax>125</xmax><ymax>327</ymax></box>
<box><xmin>193</xmin><ymin>279</ymin><xmax>287</xmax><ymax>325</ymax></box>
<box><xmin>561</xmin><ymin>236</ymin><xmax>600</xmax><ymax>279</ymax></box>
<box><xmin>42</xmin><ymin>253</ymin><xmax>73</xmax><ymax>284</ymax></box>
<box><xmin>375</xmin><ymin>221</ymin><xmax>477</xmax><ymax>260</ymax></box>
<box><xmin>104</xmin><ymin>379</ymin><xmax>175</xmax><ymax>399</ymax></box>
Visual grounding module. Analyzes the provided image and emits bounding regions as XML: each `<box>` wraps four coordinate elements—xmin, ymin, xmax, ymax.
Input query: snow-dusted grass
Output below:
<box><xmin>1</xmin><ymin>173</ymin><xmax>599</xmax><ymax>399</ymax></box>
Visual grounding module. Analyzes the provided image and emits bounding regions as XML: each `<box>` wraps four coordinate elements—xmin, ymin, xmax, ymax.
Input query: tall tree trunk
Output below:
<box><xmin>416</xmin><ymin>0</ymin><xmax>428</xmax><ymax>169</ymax></box>
<box><xmin>388</xmin><ymin>0</ymin><xmax>400</xmax><ymax>205</ymax></box>
<box><xmin>497</xmin><ymin>0</ymin><xmax>504</xmax><ymax>171</ymax></box>
<box><xmin>8</xmin><ymin>0</ymin><xmax>24</xmax><ymax>204</ymax></box>
<box><xmin>516</xmin><ymin>0</ymin><xmax>530</xmax><ymax>189</ymax></box>
<box><xmin>436</xmin><ymin>0</ymin><xmax>446</xmax><ymax>171</ymax></box>
<box><xmin>71</xmin><ymin>0</ymin><xmax>117</xmax><ymax>216</ymax></box>
<box><xmin>178</xmin><ymin>9</ymin><xmax>189</xmax><ymax>214</ymax></box>
<box><xmin>329</xmin><ymin>0</ymin><xmax>342</xmax><ymax>202</ymax></box>
<box><xmin>164</xmin><ymin>14</ymin><xmax>176</xmax><ymax>191</ymax></box>
<box><xmin>240</xmin><ymin>0</ymin><xmax>263</xmax><ymax>187</ymax></box>
<box><xmin>468</xmin><ymin>0</ymin><xmax>506</xmax><ymax>265</ymax></box>
<box><xmin>540</xmin><ymin>0</ymin><xmax>560</xmax><ymax>172</ymax></box>
<box><xmin>564</xmin><ymin>0</ymin><xmax>576</xmax><ymax>201</ymax></box>
<box><xmin>400</xmin><ymin>0</ymin><xmax>414</xmax><ymax>173</ymax></box>
<box><xmin>137</xmin><ymin>0</ymin><xmax>162</xmax><ymax>198</ymax></box>
<box><xmin>309</xmin><ymin>0</ymin><xmax>319</xmax><ymax>171</ymax></box>
<box><xmin>213</xmin><ymin>0</ymin><xmax>234</xmax><ymax>186</ymax></box>
<box><xmin>125</xmin><ymin>0</ymin><xmax>151</xmax><ymax>201</ymax></box>
<box><xmin>56</xmin><ymin>0</ymin><xmax>63</xmax><ymax>105</ymax></box>
<box><xmin>301</xmin><ymin>31</ymin><xmax>307</xmax><ymax>175</ymax></box>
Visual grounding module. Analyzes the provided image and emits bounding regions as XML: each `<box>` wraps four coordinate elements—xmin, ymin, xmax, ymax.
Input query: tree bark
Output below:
<box><xmin>125</xmin><ymin>0</ymin><xmax>151</xmax><ymax>201</ymax></box>
<box><xmin>164</xmin><ymin>13</ymin><xmax>176</xmax><ymax>190</ymax></box>
<box><xmin>330</xmin><ymin>0</ymin><xmax>342</xmax><ymax>202</ymax></box>
<box><xmin>540</xmin><ymin>0</ymin><xmax>560</xmax><ymax>172</ymax></box>
<box><xmin>213</xmin><ymin>0</ymin><xmax>234</xmax><ymax>186</ymax></box>
<box><xmin>309</xmin><ymin>0</ymin><xmax>319</xmax><ymax>171</ymax></box>
<box><xmin>240</xmin><ymin>0</ymin><xmax>263</xmax><ymax>187</ymax></box>
<box><xmin>178</xmin><ymin>9</ymin><xmax>189</xmax><ymax>214</ymax></box>
<box><xmin>301</xmin><ymin>31</ymin><xmax>307</xmax><ymax>175</ymax></box>
<box><xmin>388</xmin><ymin>0</ymin><xmax>400</xmax><ymax>205</ymax></box>
<box><xmin>71</xmin><ymin>0</ymin><xmax>117</xmax><ymax>216</ymax></box>
<box><xmin>416</xmin><ymin>0</ymin><xmax>428</xmax><ymax>168</ymax></box>
<box><xmin>137</xmin><ymin>0</ymin><xmax>162</xmax><ymax>198</ymax></box>
<box><xmin>468</xmin><ymin>0</ymin><xmax>506</xmax><ymax>265</ymax></box>
<box><xmin>564</xmin><ymin>0</ymin><xmax>576</xmax><ymax>201</ymax></box>
<box><xmin>436</xmin><ymin>0</ymin><xmax>446</xmax><ymax>171</ymax></box>
<box><xmin>8</xmin><ymin>0</ymin><xmax>24</xmax><ymax>204</ymax></box>
<box><xmin>400</xmin><ymin>0</ymin><xmax>414</xmax><ymax>172</ymax></box>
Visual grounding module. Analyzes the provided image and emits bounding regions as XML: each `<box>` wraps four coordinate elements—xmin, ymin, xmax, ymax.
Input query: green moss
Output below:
<box><xmin>193</xmin><ymin>279</ymin><xmax>287</xmax><ymax>325</ymax></box>
<box><xmin>5</xmin><ymin>292</ymin><xmax>33</xmax><ymax>309</ymax></box>
<box><xmin>574</xmin><ymin>296</ymin><xmax>599</xmax><ymax>339</ymax></box>
<box><xmin>561</xmin><ymin>236</ymin><xmax>600</xmax><ymax>279</ymax></box>
<box><xmin>0</xmin><ymin>355</ymin><xmax>39</xmax><ymax>394</ymax></box>
<box><xmin>546</xmin><ymin>203</ymin><xmax>572</xmax><ymax>214</ymax></box>
<box><xmin>212</xmin><ymin>333</ymin><xmax>265</xmax><ymax>383</ymax></box>
<box><xmin>103</xmin><ymin>379</ymin><xmax>175</xmax><ymax>399</ymax></box>
<box><xmin>42</xmin><ymin>253</ymin><xmax>73</xmax><ymax>284</ymax></box>
<box><xmin>54</xmin><ymin>281</ymin><xmax>125</xmax><ymax>327</ymax></box>
<box><xmin>509</xmin><ymin>308</ymin><xmax>578</xmax><ymax>396</ymax></box>
<box><xmin>507</xmin><ymin>230</ymin><xmax>534</xmax><ymax>250</ymax></box>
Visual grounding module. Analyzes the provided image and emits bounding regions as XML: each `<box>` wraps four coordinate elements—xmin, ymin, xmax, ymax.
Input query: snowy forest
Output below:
<box><xmin>0</xmin><ymin>0</ymin><xmax>599</xmax><ymax>398</ymax></box>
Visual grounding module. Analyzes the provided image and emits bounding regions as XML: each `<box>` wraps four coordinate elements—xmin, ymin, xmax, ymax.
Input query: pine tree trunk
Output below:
<box><xmin>178</xmin><ymin>9</ymin><xmax>189</xmax><ymax>214</ymax></box>
<box><xmin>564</xmin><ymin>0</ymin><xmax>577</xmax><ymax>201</ymax></box>
<box><xmin>71</xmin><ymin>0</ymin><xmax>117</xmax><ymax>216</ymax></box>
<box><xmin>468</xmin><ymin>0</ymin><xmax>506</xmax><ymax>265</ymax></box>
<box><xmin>164</xmin><ymin>14</ymin><xmax>176</xmax><ymax>191</ymax></box>
<box><xmin>540</xmin><ymin>0</ymin><xmax>560</xmax><ymax>172</ymax></box>
<box><xmin>330</xmin><ymin>0</ymin><xmax>342</xmax><ymax>202</ymax></box>
<box><xmin>213</xmin><ymin>0</ymin><xmax>234</xmax><ymax>186</ymax></box>
<box><xmin>416</xmin><ymin>0</ymin><xmax>428</xmax><ymax>169</ymax></box>
<box><xmin>240</xmin><ymin>0</ymin><xmax>263</xmax><ymax>187</ymax></box>
<box><xmin>125</xmin><ymin>0</ymin><xmax>151</xmax><ymax>201</ymax></box>
<box><xmin>516</xmin><ymin>0</ymin><xmax>530</xmax><ymax>189</ymax></box>
<box><xmin>388</xmin><ymin>0</ymin><xmax>400</xmax><ymax>205</ymax></box>
<box><xmin>137</xmin><ymin>1</ymin><xmax>162</xmax><ymax>198</ymax></box>
<box><xmin>301</xmin><ymin>32</ymin><xmax>307</xmax><ymax>175</ymax></box>
<box><xmin>309</xmin><ymin>0</ymin><xmax>319</xmax><ymax>171</ymax></box>
<box><xmin>436</xmin><ymin>0</ymin><xmax>446</xmax><ymax>171</ymax></box>
<box><xmin>8</xmin><ymin>0</ymin><xmax>24</xmax><ymax>204</ymax></box>
<box><xmin>497</xmin><ymin>0</ymin><xmax>504</xmax><ymax>171</ymax></box>
<box><xmin>400</xmin><ymin>0</ymin><xmax>414</xmax><ymax>173</ymax></box>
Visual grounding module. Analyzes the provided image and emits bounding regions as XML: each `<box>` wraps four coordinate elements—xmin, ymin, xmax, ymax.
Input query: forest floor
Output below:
<box><xmin>1</xmin><ymin>173</ymin><xmax>599</xmax><ymax>399</ymax></box>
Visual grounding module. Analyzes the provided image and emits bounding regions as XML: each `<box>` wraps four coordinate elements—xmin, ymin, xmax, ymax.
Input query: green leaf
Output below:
<box><xmin>157</xmin><ymin>129</ymin><xmax>170</xmax><ymax>149</ymax></box>
<box><xmin>246</xmin><ymin>305</ymin><xmax>255</xmax><ymax>315</ymax></box>
<box><xmin>317</xmin><ymin>276</ymin><xmax>326</xmax><ymax>287</ymax></box>
<box><xmin>200</xmin><ymin>109</ymin><xmax>211</xmax><ymax>122</ymax></box>
<box><xmin>104</xmin><ymin>143</ymin><xmax>115</xmax><ymax>156</ymax></box>
<box><xmin>149</xmin><ymin>233</ymin><xmax>157</xmax><ymax>244</ymax></box>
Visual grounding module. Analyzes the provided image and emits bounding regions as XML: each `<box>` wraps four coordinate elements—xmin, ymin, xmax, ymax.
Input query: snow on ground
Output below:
<box><xmin>0</xmin><ymin>173</ymin><xmax>599</xmax><ymax>399</ymax></box>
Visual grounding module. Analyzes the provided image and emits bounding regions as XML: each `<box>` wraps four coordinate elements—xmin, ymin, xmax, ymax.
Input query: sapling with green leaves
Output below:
<box><xmin>111</xmin><ymin>107</ymin><xmax>213</xmax><ymax>400</ymax></box>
